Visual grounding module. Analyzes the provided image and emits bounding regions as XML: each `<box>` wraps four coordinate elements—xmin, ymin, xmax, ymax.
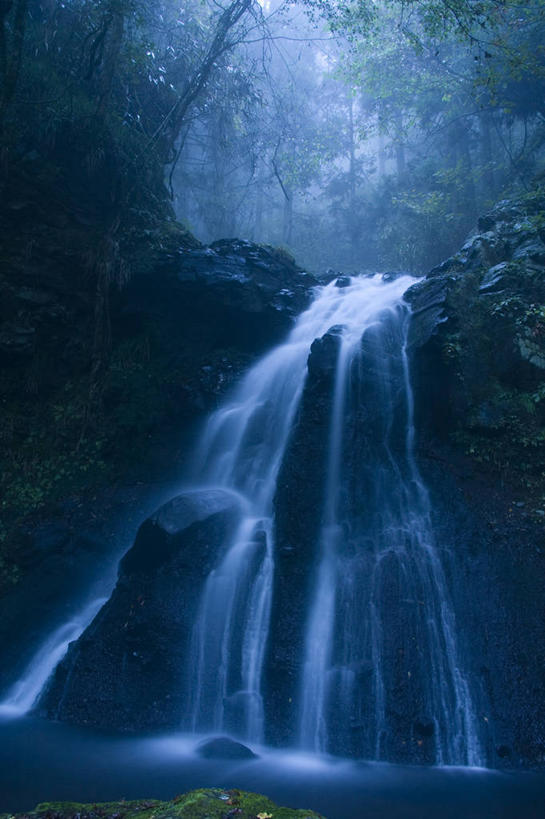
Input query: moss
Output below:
<box><xmin>269</xmin><ymin>246</ymin><xmax>297</xmax><ymax>267</ymax></box>
<box><xmin>13</xmin><ymin>790</ymin><xmax>324</xmax><ymax>819</ymax></box>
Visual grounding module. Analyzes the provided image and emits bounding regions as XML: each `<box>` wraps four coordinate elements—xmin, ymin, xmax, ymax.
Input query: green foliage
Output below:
<box><xmin>218</xmin><ymin>0</ymin><xmax>545</xmax><ymax>266</ymax></box>
<box><xmin>0</xmin><ymin>0</ymin><xmax>261</xmax><ymax>594</ymax></box>
<box><xmin>0</xmin><ymin>378</ymin><xmax>108</xmax><ymax>519</ymax></box>
<box><xmin>0</xmin><ymin>521</ymin><xmax>20</xmax><ymax>593</ymax></box>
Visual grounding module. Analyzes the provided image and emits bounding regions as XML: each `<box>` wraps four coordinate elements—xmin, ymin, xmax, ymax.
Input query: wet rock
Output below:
<box><xmin>39</xmin><ymin>490</ymin><xmax>243</xmax><ymax>731</ymax></box>
<box><xmin>265</xmin><ymin>327</ymin><xmax>342</xmax><ymax>748</ymax></box>
<box><xmin>382</xmin><ymin>271</ymin><xmax>408</xmax><ymax>282</ymax></box>
<box><xmin>478</xmin><ymin>213</ymin><xmax>496</xmax><ymax>233</ymax></box>
<box><xmin>479</xmin><ymin>262</ymin><xmax>509</xmax><ymax>293</ymax></box>
<box><xmin>512</xmin><ymin>239</ymin><xmax>545</xmax><ymax>262</ymax></box>
<box><xmin>175</xmin><ymin>239</ymin><xmax>318</xmax><ymax>324</ymax></box>
<box><xmin>407</xmin><ymin>192</ymin><xmax>545</xmax><ymax>770</ymax></box>
<box><xmin>518</xmin><ymin>335</ymin><xmax>545</xmax><ymax>370</ymax></box>
<box><xmin>121</xmin><ymin>490</ymin><xmax>238</xmax><ymax>574</ymax></box>
<box><xmin>307</xmin><ymin>326</ymin><xmax>343</xmax><ymax>378</ymax></box>
<box><xmin>405</xmin><ymin>275</ymin><xmax>449</xmax><ymax>349</ymax></box>
<box><xmin>196</xmin><ymin>736</ymin><xmax>258</xmax><ymax>760</ymax></box>
<box><xmin>414</xmin><ymin>718</ymin><xmax>435</xmax><ymax>738</ymax></box>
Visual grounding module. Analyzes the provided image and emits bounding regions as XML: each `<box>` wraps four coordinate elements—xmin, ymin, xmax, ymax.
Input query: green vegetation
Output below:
<box><xmin>0</xmin><ymin>790</ymin><xmax>324</xmax><ymax>819</ymax></box>
<box><xmin>170</xmin><ymin>0</ymin><xmax>545</xmax><ymax>272</ymax></box>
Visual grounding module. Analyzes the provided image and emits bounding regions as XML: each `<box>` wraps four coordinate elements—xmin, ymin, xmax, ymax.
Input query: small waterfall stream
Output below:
<box><xmin>0</xmin><ymin>597</ymin><xmax>108</xmax><ymax>717</ymax></box>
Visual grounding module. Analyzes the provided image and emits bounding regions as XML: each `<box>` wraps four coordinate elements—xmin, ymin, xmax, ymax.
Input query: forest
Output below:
<box><xmin>1</xmin><ymin>0</ymin><xmax>545</xmax><ymax>817</ymax></box>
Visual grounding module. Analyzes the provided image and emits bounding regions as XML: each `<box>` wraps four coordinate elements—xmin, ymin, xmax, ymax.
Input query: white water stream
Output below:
<box><xmin>186</xmin><ymin>276</ymin><xmax>417</xmax><ymax>741</ymax></box>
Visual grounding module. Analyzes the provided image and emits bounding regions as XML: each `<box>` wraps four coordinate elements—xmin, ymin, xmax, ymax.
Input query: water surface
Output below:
<box><xmin>2</xmin><ymin>716</ymin><xmax>544</xmax><ymax>818</ymax></box>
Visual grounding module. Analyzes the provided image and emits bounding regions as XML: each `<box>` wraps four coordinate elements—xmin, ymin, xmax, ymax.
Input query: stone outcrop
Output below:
<box><xmin>406</xmin><ymin>194</ymin><xmax>545</xmax><ymax>768</ymax></box>
<box><xmin>196</xmin><ymin>736</ymin><xmax>259</xmax><ymax>760</ymax></box>
<box><xmin>39</xmin><ymin>490</ymin><xmax>242</xmax><ymax>730</ymax></box>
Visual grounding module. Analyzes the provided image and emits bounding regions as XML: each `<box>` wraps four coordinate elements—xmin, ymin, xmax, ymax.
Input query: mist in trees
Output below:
<box><xmin>2</xmin><ymin>0</ymin><xmax>545</xmax><ymax>274</ymax></box>
<box><xmin>170</xmin><ymin>0</ymin><xmax>545</xmax><ymax>273</ymax></box>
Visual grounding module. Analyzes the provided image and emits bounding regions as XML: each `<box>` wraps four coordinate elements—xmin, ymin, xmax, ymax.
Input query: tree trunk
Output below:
<box><xmin>394</xmin><ymin>111</ymin><xmax>406</xmax><ymax>176</ymax></box>
<box><xmin>450</xmin><ymin>120</ymin><xmax>477</xmax><ymax>221</ymax></box>
<box><xmin>479</xmin><ymin>111</ymin><xmax>495</xmax><ymax>198</ymax></box>
<box><xmin>0</xmin><ymin>0</ymin><xmax>28</xmax><ymax>129</ymax></box>
<box><xmin>348</xmin><ymin>97</ymin><xmax>359</xmax><ymax>262</ymax></box>
<box><xmin>377</xmin><ymin>113</ymin><xmax>386</xmax><ymax>179</ymax></box>
<box><xmin>282</xmin><ymin>187</ymin><xmax>293</xmax><ymax>245</ymax></box>
<box><xmin>95</xmin><ymin>6</ymin><xmax>125</xmax><ymax>121</ymax></box>
<box><xmin>253</xmin><ymin>170</ymin><xmax>264</xmax><ymax>240</ymax></box>
<box><xmin>150</xmin><ymin>0</ymin><xmax>252</xmax><ymax>163</ymax></box>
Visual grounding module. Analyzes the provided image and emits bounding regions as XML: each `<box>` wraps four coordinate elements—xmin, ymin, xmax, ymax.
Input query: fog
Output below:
<box><xmin>168</xmin><ymin>0</ymin><xmax>545</xmax><ymax>273</ymax></box>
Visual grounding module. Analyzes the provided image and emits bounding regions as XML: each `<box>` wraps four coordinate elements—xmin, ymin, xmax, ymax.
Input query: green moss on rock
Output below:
<box><xmin>3</xmin><ymin>790</ymin><xmax>325</xmax><ymax>819</ymax></box>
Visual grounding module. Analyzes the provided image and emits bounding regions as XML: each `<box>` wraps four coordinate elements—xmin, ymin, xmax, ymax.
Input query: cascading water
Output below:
<box><xmin>297</xmin><ymin>300</ymin><xmax>482</xmax><ymax>765</ymax></box>
<box><xmin>184</xmin><ymin>273</ymin><xmax>481</xmax><ymax>765</ymax></box>
<box><xmin>2</xmin><ymin>273</ymin><xmax>483</xmax><ymax>767</ymax></box>
<box><xmin>0</xmin><ymin>597</ymin><xmax>107</xmax><ymax>717</ymax></box>
<box><xmin>184</xmin><ymin>276</ymin><xmax>416</xmax><ymax>741</ymax></box>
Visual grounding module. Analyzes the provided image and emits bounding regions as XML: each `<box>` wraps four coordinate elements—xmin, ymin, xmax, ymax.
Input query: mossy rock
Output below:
<box><xmin>3</xmin><ymin>789</ymin><xmax>325</xmax><ymax>819</ymax></box>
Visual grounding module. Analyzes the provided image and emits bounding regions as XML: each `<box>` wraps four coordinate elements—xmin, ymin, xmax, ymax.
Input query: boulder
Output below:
<box><xmin>196</xmin><ymin>736</ymin><xmax>258</xmax><ymax>760</ymax></box>
<box><xmin>38</xmin><ymin>489</ymin><xmax>243</xmax><ymax>731</ymax></box>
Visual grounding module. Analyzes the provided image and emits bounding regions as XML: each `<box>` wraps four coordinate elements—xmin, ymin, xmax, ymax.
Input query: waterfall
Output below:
<box><xmin>2</xmin><ymin>273</ymin><xmax>483</xmax><ymax>767</ymax></box>
<box><xmin>186</xmin><ymin>274</ymin><xmax>481</xmax><ymax>764</ymax></box>
<box><xmin>185</xmin><ymin>275</ymin><xmax>416</xmax><ymax>741</ymax></box>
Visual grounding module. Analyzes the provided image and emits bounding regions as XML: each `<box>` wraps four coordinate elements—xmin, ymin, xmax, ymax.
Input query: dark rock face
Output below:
<box><xmin>127</xmin><ymin>237</ymin><xmax>317</xmax><ymax>365</ymax></box>
<box><xmin>418</xmin><ymin>456</ymin><xmax>545</xmax><ymax>768</ymax></box>
<box><xmin>39</xmin><ymin>490</ymin><xmax>242</xmax><ymax>730</ymax></box>
<box><xmin>0</xmin><ymin>169</ymin><xmax>317</xmax><ymax>579</ymax></box>
<box><xmin>0</xmin><ymin>214</ymin><xmax>317</xmax><ymax>700</ymax></box>
<box><xmin>265</xmin><ymin>310</ymin><xmax>454</xmax><ymax>765</ymax></box>
<box><xmin>407</xmin><ymin>195</ymin><xmax>545</xmax><ymax>367</ymax></box>
<box><xmin>0</xmin><ymin>484</ymin><xmax>163</xmax><ymax>696</ymax></box>
<box><xmin>407</xmin><ymin>194</ymin><xmax>545</xmax><ymax>465</ymax></box>
<box><xmin>405</xmin><ymin>194</ymin><xmax>545</xmax><ymax>768</ymax></box>
<box><xmin>0</xmin><ymin>521</ymin><xmax>108</xmax><ymax>695</ymax></box>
